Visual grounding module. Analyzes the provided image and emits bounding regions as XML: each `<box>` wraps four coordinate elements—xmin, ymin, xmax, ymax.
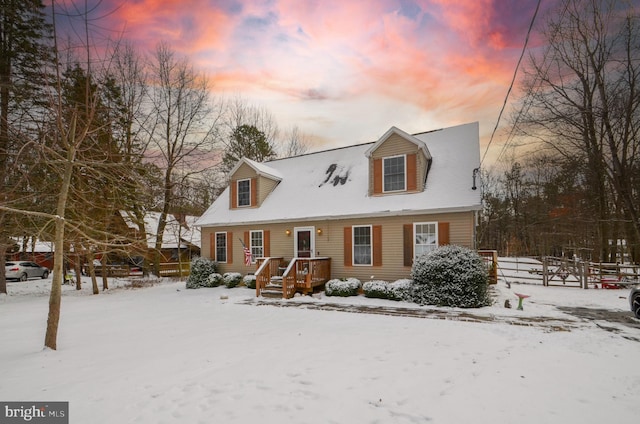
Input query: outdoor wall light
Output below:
<box><xmin>285</xmin><ymin>229</ymin><xmax>291</xmax><ymax>236</ymax></box>
<box><xmin>317</xmin><ymin>228</ymin><xmax>323</xmax><ymax>235</ymax></box>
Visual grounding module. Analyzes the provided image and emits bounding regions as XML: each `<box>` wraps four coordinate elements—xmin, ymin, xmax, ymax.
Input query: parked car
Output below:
<box><xmin>5</xmin><ymin>261</ymin><xmax>50</xmax><ymax>281</ymax></box>
<box><xmin>630</xmin><ymin>285</ymin><xmax>640</xmax><ymax>319</ymax></box>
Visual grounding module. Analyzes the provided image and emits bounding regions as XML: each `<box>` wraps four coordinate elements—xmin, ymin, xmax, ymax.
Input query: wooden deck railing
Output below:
<box><xmin>478</xmin><ymin>250</ymin><xmax>498</xmax><ymax>284</ymax></box>
<box><xmin>158</xmin><ymin>262</ymin><xmax>190</xmax><ymax>277</ymax></box>
<box><xmin>281</xmin><ymin>257</ymin><xmax>331</xmax><ymax>299</ymax></box>
<box><xmin>255</xmin><ymin>257</ymin><xmax>284</xmax><ymax>297</ymax></box>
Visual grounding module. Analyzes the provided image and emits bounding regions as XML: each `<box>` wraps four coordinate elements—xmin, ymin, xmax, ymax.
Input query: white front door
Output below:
<box><xmin>294</xmin><ymin>226</ymin><xmax>315</xmax><ymax>258</ymax></box>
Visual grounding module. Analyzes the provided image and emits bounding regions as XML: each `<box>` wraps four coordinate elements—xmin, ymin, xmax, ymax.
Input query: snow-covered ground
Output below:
<box><xmin>0</xmin><ymin>264</ymin><xmax>638</xmax><ymax>424</ymax></box>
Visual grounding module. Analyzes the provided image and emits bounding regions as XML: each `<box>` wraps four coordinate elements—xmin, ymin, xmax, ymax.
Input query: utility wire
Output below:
<box><xmin>480</xmin><ymin>0</ymin><xmax>542</xmax><ymax>167</ymax></box>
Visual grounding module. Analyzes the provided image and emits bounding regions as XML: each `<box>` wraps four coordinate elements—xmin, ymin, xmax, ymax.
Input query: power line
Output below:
<box><xmin>480</xmin><ymin>0</ymin><xmax>542</xmax><ymax>167</ymax></box>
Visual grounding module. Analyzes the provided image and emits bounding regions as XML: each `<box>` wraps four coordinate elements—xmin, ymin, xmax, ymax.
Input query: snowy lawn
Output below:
<box><xmin>0</xmin><ymin>274</ymin><xmax>638</xmax><ymax>424</ymax></box>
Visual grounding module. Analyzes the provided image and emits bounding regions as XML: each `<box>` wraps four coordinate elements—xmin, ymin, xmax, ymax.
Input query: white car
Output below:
<box><xmin>5</xmin><ymin>261</ymin><xmax>50</xmax><ymax>281</ymax></box>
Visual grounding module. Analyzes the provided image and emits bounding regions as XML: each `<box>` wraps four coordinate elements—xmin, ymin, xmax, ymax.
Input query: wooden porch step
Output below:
<box><xmin>261</xmin><ymin>288</ymin><xmax>283</xmax><ymax>298</ymax></box>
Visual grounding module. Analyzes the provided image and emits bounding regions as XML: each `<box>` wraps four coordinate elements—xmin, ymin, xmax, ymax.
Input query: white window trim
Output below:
<box><xmin>250</xmin><ymin>230</ymin><xmax>264</xmax><ymax>263</ymax></box>
<box><xmin>352</xmin><ymin>225</ymin><xmax>373</xmax><ymax>266</ymax></box>
<box><xmin>382</xmin><ymin>154</ymin><xmax>407</xmax><ymax>193</ymax></box>
<box><xmin>237</xmin><ymin>178</ymin><xmax>251</xmax><ymax>207</ymax></box>
<box><xmin>215</xmin><ymin>232</ymin><xmax>227</xmax><ymax>263</ymax></box>
<box><xmin>414</xmin><ymin>222</ymin><xmax>438</xmax><ymax>259</ymax></box>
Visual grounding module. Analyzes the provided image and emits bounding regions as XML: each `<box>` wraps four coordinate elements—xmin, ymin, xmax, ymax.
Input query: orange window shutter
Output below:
<box><xmin>438</xmin><ymin>222</ymin><xmax>450</xmax><ymax>246</ymax></box>
<box><xmin>251</xmin><ymin>178</ymin><xmax>257</xmax><ymax>206</ymax></box>
<box><xmin>209</xmin><ymin>233</ymin><xmax>215</xmax><ymax>260</ymax></box>
<box><xmin>403</xmin><ymin>224</ymin><xmax>413</xmax><ymax>267</ymax></box>
<box><xmin>373</xmin><ymin>225</ymin><xmax>382</xmax><ymax>266</ymax></box>
<box><xmin>230</xmin><ymin>181</ymin><xmax>237</xmax><ymax>209</ymax></box>
<box><xmin>373</xmin><ymin>158</ymin><xmax>382</xmax><ymax>194</ymax></box>
<box><xmin>264</xmin><ymin>230</ymin><xmax>270</xmax><ymax>257</ymax></box>
<box><xmin>407</xmin><ymin>154</ymin><xmax>417</xmax><ymax>191</ymax></box>
<box><xmin>343</xmin><ymin>227</ymin><xmax>352</xmax><ymax>267</ymax></box>
<box><xmin>227</xmin><ymin>232</ymin><xmax>233</xmax><ymax>264</ymax></box>
<box><xmin>244</xmin><ymin>231</ymin><xmax>250</xmax><ymax>248</ymax></box>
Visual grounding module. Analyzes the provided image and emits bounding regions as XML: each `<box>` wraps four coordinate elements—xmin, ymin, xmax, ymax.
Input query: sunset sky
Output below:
<box><xmin>58</xmin><ymin>0</ymin><xmax>560</xmax><ymax>167</ymax></box>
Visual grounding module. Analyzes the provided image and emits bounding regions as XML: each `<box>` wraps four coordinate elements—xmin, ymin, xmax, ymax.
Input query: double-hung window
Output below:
<box><xmin>250</xmin><ymin>230</ymin><xmax>263</xmax><ymax>262</ymax></box>
<box><xmin>353</xmin><ymin>225</ymin><xmax>372</xmax><ymax>265</ymax></box>
<box><xmin>215</xmin><ymin>232</ymin><xmax>227</xmax><ymax>263</ymax></box>
<box><xmin>383</xmin><ymin>155</ymin><xmax>406</xmax><ymax>192</ymax></box>
<box><xmin>237</xmin><ymin>179</ymin><xmax>251</xmax><ymax>207</ymax></box>
<box><xmin>414</xmin><ymin>222</ymin><xmax>437</xmax><ymax>258</ymax></box>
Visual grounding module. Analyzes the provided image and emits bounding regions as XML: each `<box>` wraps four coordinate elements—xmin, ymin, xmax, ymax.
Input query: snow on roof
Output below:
<box><xmin>229</xmin><ymin>157</ymin><xmax>283</xmax><ymax>181</ymax></box>
<box><xmin>120</xmin><ymin>211</ymin><xmax>201</xmax><ymax>249</ymax></box>
<box><xmin>196</xmin><ymin>122</ymin><xmax>481</xmax><ymax>227</ymax></box>
<box><xmin>11</xmin><ymin>238</ymin><xmax>55</xmax><ymax>253</ymax></box>
<box><xmin>365</xmin><ymin>126</ymin><xmax>431</xmax><ymax>160</ymax></box>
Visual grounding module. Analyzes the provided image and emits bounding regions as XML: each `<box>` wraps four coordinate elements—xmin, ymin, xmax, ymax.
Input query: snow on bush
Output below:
<box><xmin>325</xmin><ymin>278</ymin><xmax>361</xmax><ymax>297</ymax></box>
<box><xmin>186</xmin><ymin>257</ymin><xmax>219</xmax><ymax>289</ymax></box>
<box><xmin>204</xmin><ymin>273</ymin><xmax>222</xmax><ymax>288</ymax></box>
<box><xmin>223</xmin><ymin>272</ymin><xmax>243</xmax><ymax>288</ymax></box>
<box><xmin>243</xmin><ymin>274</ymin><xmax>256</xmax><ymax>289</ymax></box>
<box><xmin>411</xmin><ymin>245</ymin><xmax>490</xmax><ymax>308</ymax></box>
<box><xmin>388</xmin><ymin>279</ymin><xmax>414</xmax><ymax>301</ymax></box>
<box><xmin>362</xmin><ymin>280</ymin><xmax>390</xmax><ymax>299</ymax></box>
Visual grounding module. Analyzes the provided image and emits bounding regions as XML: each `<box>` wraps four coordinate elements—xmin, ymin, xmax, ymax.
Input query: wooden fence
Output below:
<box><xmin>157</xmin><ymin>262</ymin><xmax>191</xmax><ymax>278</ymax></box>
<box><xmin>497</xmin><ymin>256</ymin><xmax>640</xmax><ymax>289</ymax></box>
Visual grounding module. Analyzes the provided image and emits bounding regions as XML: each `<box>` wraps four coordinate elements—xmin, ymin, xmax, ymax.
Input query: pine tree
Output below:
<box><xmin>0</xmin><ymin>0</ymin><xmax>52</xmax><ymax>294</ymax></box>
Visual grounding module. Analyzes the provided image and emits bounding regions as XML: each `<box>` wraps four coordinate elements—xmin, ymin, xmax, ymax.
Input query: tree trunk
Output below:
<box><xmin>101</xmin><ymin>252</ymin><xmax>108</xmax><ymax>290</ymax></box>
<box><xmin>88</xmin><ymin>250</ymin><xmax>98</xmax><ymax>294</ymax></box>
<box><xmin>74</xmin><ymin>253</ymin><xmax>82</xmax><ymax>290</ymax></box>
<box><xmin>0</xmin><ymin>243</ymin><xmax>7</xmax><ymax>294</ymax></box>
<box><xmin>44</xmin><ymin>125</ymin><xmax>77</xmax><ymax>350</ymax></box>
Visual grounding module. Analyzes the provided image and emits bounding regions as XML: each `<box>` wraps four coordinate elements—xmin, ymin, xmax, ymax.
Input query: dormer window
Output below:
<box><xmin>383</xmin><ymin>155</ymin><xmax>406</xmax><ymax>192</ymax></box>
<box><xmin>237</xmin><ymin>179</ymin><xmax>251</xmax><ymax>207</ymax></box>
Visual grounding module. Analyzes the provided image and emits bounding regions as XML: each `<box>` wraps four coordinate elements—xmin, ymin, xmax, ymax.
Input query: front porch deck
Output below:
<box><xmin>255</xmin><ymin>257</ymin><xmax>331</xmax><ymax>299</ymax></box>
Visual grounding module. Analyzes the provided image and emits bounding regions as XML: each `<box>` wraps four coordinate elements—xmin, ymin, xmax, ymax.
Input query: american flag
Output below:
<box><xmin>243</xmin><ymin>245</ymin><xmax>252</xmax><ymax>266</ymax></box>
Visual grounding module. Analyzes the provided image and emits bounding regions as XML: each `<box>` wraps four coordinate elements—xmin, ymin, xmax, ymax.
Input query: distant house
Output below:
<box><xmin>196</xmin><ymin>122</ymin><xmax>482</xmax><ymax>284</ymax></box>
<box><xmin>118</xmin><ymin>211</ymin><xmax>201</xmax><ymax>264</ymax></box>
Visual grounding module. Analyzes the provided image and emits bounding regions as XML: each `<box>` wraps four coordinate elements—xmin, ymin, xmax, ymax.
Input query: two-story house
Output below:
<box><xmin>196</xmin><ymin>122</ymin><xmax>482</xmax><ymax>292</ymax></box>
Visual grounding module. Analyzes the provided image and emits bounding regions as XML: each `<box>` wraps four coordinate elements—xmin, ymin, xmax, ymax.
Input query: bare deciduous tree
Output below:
<box><xmin>144</xmin><ymin>42</ymin><xmax>223</xmax><ymax>275</ymax></box>
<box><xmin>515</xmin><ymin>0</ymin><xmax>640</xmax><ymax>261</ymax></box>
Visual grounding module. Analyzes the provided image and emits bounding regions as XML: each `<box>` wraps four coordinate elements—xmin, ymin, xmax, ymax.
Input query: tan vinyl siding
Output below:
<box><xmin>416</xmin><ymin>150</ymin><xmax>429</xmax><ymax>191</ymax></box>
<box><xmin>370</xmin><ymin>134</ymin><xmax>417</xmax><ymax>158</ymax></box>
<box><xmin>368</xmin><ymin>135</ymin><xmax>430</xmax><ymax>194</ymax></box>
<box><xmin>232</xmin><ymin>163</ymin><xmax>256</xmax><ymax>179</ymax></box>
<box><xmin>200</xmin><ymin>211</ymin><xmax>475</xmax><ymax>282</ymax></box>
<box><xmin>230</xmin><ymin>164</ymin><xmax>279</xmax><ymax>208</ymax></box>
<box><xmin>258</xmin><ymin>175</ymin><xmax>279</xmax><ymax>204</ymax></box>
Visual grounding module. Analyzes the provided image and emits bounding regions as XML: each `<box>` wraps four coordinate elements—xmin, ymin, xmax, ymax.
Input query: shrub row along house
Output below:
<box><xmin>196</xmin><ymin>122</ymin><xmax>482</xmax><ymax>297</ymax></box>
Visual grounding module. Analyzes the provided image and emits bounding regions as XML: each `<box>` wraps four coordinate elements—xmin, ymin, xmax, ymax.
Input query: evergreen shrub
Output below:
<box><xmin>325</xmin><ymin>278</ymin><xmax>361</xmax><ymax>297</ymax></box>
<box><xmin>186</xmin><ymin>257</ymin><xmax>219</xmax><ymax>289</ymax></box>
<box><xmin>223</xmin><ymin>272</ymin><xmax>243</xmax><ymax>288</ymax></box>
<box><xmin>205</xmin><ymin>273</ymin><xmax>222</xmax><ymax>287</ymax></box>
<box><xmin>410</xmin><ymin>245</ymin><xmax>490</xmax><ymax>308</ymax></box>
<box><xmin>362</xmin><ymin>280</ymin><xmax>391</xmax><ymax>299</ymax></box>
<box><xmin>243</xmin><ymin>274</ymin><xmax>256</xmax><ymax>289</ymax></box>
<box><xmin>388</xmin><ymin>279</ymin><xmax>414</xmax><ymax>301</ymax></box>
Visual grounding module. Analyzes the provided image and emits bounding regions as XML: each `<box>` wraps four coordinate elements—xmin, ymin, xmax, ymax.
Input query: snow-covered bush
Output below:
<box><xmin>325</xmin><ymin>278</ymin><xmax>361</xmax><ymax>297</ymax></box>
<box><xmin>186</xmin><ymin>257</ymin><xmax>219</xmax><ymax>289</ymax></box>
<box><xmin>204</xmin><ymin>273</ymin><xmax>222</xmax><ymax>287</ymax></box>
<box><xmin>411</xmin><ymin>245</ymin><xmax>490</xmax><ymax>308</ymax></box>
<box><xmin>362</xmin><ymin>280</ymin><xmax>391</xmax><ymax>299</ymax></box>
<box><xmin>388</xmin><ymin>279</ymin><xmax>414</xmax><ymax>301</ymax></box>
<box><xmin>243</xmin><ymin>274</ymin><xmax>256</xmax><ymax>289</ymax></box>
<box><xmin>223</xmin><ymin>272</ymin><xmax>243</xmax><ymax>288</ymax></box>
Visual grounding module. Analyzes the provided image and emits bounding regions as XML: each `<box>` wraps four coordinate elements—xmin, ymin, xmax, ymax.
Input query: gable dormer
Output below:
<box><xmin>365</xmin><ymin>127</ymin><xmax>432</xmax><ymax>196</ymax></box>
<box><xmin>229</xmin><ymin>158</ymin><xmax>282</xmax><ymax>209</ymax></box>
